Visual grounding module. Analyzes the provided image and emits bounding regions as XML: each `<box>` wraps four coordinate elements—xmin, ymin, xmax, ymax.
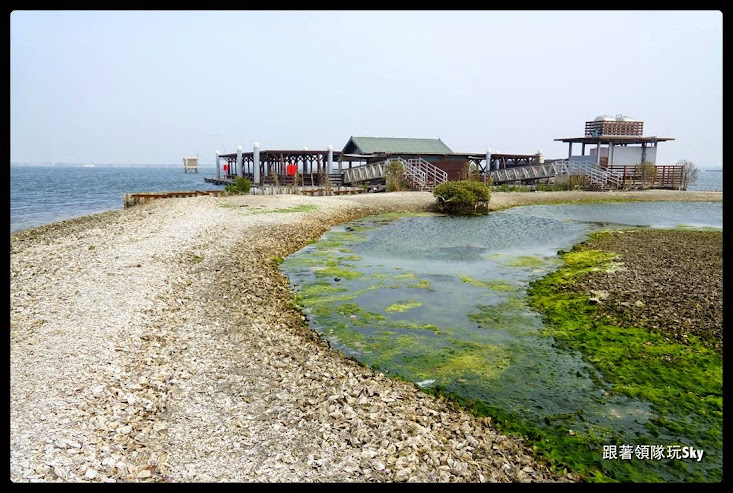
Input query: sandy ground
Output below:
<box><xmin>9</xmin><ymin>189</ymin><xmax>721</xmax><ymax>482</ymax></box>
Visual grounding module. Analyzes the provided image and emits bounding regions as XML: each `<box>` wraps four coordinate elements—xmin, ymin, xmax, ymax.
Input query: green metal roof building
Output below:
<box><xmin>341</xmin><ymin>136</ymin><xmax>454</xmax><ymax>157</ymax></box>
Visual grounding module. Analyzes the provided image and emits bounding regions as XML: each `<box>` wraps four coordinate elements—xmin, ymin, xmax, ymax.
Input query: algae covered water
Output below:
<box><xmin>280</xmin><ymin>201</ymin><xmax>722</xmax><ymax>482</ymax></box>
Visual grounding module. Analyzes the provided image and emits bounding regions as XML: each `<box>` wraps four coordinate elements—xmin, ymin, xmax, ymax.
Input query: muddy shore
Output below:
<box><xmin>10</xmin><ymin>190</ymin><xmax>721</xmax><ymax>482</ymax></box>
<box><xmin>568</xmin><ymin>228</ymin><xmax>722</xmax><ymax>352</ymax></box>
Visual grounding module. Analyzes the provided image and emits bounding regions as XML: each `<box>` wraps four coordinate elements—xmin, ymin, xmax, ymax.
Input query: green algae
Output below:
<box><xmin>297</xmin><ymin>283</ymin><xmax>385</xmax><ymax>309</ymax></box>
<box><xmin>460</xmin><ymin>276</ymin><xmax>520</xmax><ymax>292</ymax></box>
<box><xmin>385</xmin><ymin>300</ymin><xmax>423</xmax><ymax>313</ymax></box>
<box><xmin>313</xmin><ymin>266</ymin><xmax>364</xmax><ymax>280</ymax></box>
<box><xmin>406</xmin><ymin>280</ymin><xmax>433</xmax><ymax>290</ymax></box>
<box><xmin>468</xmin><ymin>301</ymin><xmax>537</xmax><ymax>333</ymax></box>
<box><xmin>525</xmin><ymin>238</ymin><xmax>723</xmax><ymax>482</ymax></box>
<box><xmin>501</xmin><ymin>255</ymin><xmax>546</xmax><ymax>268</ymax></box>
<box><xmin>398</xmin><ymin>342</ymin><xmax>511</xmax><ymax>382</ymax></box>
<box><xmin>280</xmin><ymin>206</ymin><xmax>722</xmax><ymax>484</ymax></box>
<box><xmin>393</xmin><ymin>272</ymin><xmax>417</xmax><ymax>280</ymax></box>
<box><xmin>383</xmin><ymin>320</ymin><xmax>441</xmax><ymax>333</ymax></box>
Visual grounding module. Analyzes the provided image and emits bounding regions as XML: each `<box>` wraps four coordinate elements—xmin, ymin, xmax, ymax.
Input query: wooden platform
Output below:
<box><xmin>123</xmin><ymin>190</ymin><xmax>223</xmax><ymax>208</ymax></box>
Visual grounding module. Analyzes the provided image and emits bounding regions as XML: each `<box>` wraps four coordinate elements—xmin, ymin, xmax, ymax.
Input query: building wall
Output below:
<box><xmin>433</xmin><ymin>159</ymin><xmax>469</xmax><ymax>181</ymax></box>
<box><xmin>604</xmin><ymin>145</ymin><xmax>657</xmax><ymax>165</ymax></box>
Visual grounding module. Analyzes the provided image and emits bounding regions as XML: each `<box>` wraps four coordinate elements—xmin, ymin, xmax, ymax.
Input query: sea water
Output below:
<box><xmin>9</xmin><ymin>165</ymin><xmax>224</xmax><ymax>233</ymax></box>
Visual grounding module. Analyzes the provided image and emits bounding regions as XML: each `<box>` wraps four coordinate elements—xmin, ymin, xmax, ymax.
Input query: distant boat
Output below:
<box><xmin>82</xmin><ymin>163</ymin><xmax>96</xmax><ymax>168</ymax></box>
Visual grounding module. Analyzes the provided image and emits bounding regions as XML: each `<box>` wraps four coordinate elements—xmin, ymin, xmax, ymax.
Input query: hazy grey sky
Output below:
<box><xmin>10</xmin><ymin>10</ymin><xmax>722</xmax><ymax>167</ymax></box>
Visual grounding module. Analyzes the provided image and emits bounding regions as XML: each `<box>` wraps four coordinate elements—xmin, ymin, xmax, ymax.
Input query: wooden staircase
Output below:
<box><xmin>341</xmin><ymin>157</ymin><xmax>448</xmax><ymax>192</ymax></box>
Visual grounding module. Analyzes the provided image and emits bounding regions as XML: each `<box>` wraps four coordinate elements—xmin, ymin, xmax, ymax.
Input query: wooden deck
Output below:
<box><xmin>123</xmin><ymin>190</ymin><xmax>223</xmax><ymax>208</ymax></box>
<box><xmin>608</xmin><ymin>165</ymin><xmax>685</xmax><ymax>189</ymax></box>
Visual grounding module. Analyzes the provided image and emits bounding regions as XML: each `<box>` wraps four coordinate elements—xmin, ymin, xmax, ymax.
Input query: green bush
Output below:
<box><xmin>226</xmin><ymin>176</ymin><xmax>251</xmax><ymax>195</ymax></box>
<box><xmin>433</xmin><ymin>180</ymin><xmax>490</xmax><ymax>215</ymax></box>
<box><xmin>385</xmin><ymin>160</ymin><xmax>407</xmax><ymax>192</ymax></box>
<box><xmin>636</xmin><ymin>160</ymin><xmax>657</xmax><ymax>189</ymax></box>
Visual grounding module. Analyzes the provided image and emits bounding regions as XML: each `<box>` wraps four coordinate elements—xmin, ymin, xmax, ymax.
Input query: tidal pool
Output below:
<box><xmin>280</xmin><ymin>201</ymin><xmax>722</xmax><ymax>482</ymax></box>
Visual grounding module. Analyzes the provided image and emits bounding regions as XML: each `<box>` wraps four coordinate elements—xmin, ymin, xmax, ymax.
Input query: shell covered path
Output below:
<box><xmin>9</xmin><ymin>190</ymin><xmax>721</xmax><ymax>482</ymax></box>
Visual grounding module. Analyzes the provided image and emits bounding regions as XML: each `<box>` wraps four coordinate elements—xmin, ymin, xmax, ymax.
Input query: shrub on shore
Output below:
<box><xmin>433</xmin><ymin>180</ymin><xmax>490</xmax><ymax>215</ymax></box>
<box><xmin>225</xmin><ymin>176</ymin><xmax>252</xmax><ymax>195</ymax></box>
<box><xmin>385</xmin><ymin>160</ymin><xmax>408</xmax><ymax>192</ymax></box>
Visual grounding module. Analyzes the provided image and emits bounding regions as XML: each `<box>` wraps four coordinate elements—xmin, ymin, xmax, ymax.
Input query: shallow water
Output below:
<box><xmin>281</xmin><ymin>201</ymin><xmax>722</xmax><ymax>482</ymax></box>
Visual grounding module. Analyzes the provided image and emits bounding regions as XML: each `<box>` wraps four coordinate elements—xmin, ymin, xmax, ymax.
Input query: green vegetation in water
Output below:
<box><xmin>468</xmin><ymin>301</ymin><xmax>537</xmax><ymax>334</ymax></box>
<box><xmin>501</xmin><ymin>256</ymin><xmax>545</xmax><ymax>268</ymax></box>
<box><xmin>384</xmin><ymin>320</ymin><xmax>441</xmax><ymax>333</ymax></box>
<box><xmin>460</xmin><ymin>276</ymin><xmax>520</xmax><ymax>292</ymax></box>
<box><xmin>313</xmin><ymin>266</ymin><xmax>364</xmax><ymax>280</ymax></box>
<box><xmin>406</xmin><ymin>280</ymin><xmax>433</xmax><ymax>290</ymax></box>
<box><xmin>385</xmin><ymin>300</ymin><xmax>423</xmax><ymax>313</ymax></box>
<box><xmin>311</xmin><ymin>231</ymin><xmax>368</xmax><ymax>249</ymax></box>
<box><xmin>269</xmin><ymin>255</ymin><xmax>283</xmax><ymax>268</ymax></box>
<box><xmin>398</xmin><ymin>340</ymin><xmax>511</xmax><ymax>382</ymax></box>
<box><xmin>295</xmin><ymin>283</ymin><xmax>385</xmax><ymax>314</ymax></box>
<box><xmin>522</xmin><ymin>237</ymin><xmax>723</xmax><ymax>482</ymax></box>
<box><xmin>394</xmin><ymin>272</ymin><xmax>417</xmax><ymax>280</ymax></box>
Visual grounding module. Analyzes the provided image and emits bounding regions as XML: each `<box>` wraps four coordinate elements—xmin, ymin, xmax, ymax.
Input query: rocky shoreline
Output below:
<box><xmin>10</xmin><ymin>190</ymin><xmax>722</xmax><ymax>482</ymax></box>
<box><xmin>568</xmin><ymin>228</ymin><xmax>722</xmax><ymax>352</ymax></box>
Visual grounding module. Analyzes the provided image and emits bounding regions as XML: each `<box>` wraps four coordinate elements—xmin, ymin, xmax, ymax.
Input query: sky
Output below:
<box><xmin>10</xmin><ymin>10</ymin><xmax>723</xmax><ymax>168</ymax></box>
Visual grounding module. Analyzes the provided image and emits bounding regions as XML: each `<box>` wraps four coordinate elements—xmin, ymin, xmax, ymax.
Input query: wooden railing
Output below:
<box><xmin>404</xmin><ymin>158</ymin><xmax>448</xmax><ymax>191</ymax></box>
<box><xmin>566</xmin><ymin>160</ymin><xmax>623</xmax><ymax>189</ymax></box>
<box><xmin>490</xmin><ymin>161</ymin><xmax>569</xmax><ymax>184</ymax></box>
<box><xmin>608</xmin><ymin>165</ymin><xmax>684</xmax><ymax>189</ymax></box>
<box><xmin>341</xmin><ymin>158</ymin><xmax>447</xmax><ymax>191</ymax></box>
